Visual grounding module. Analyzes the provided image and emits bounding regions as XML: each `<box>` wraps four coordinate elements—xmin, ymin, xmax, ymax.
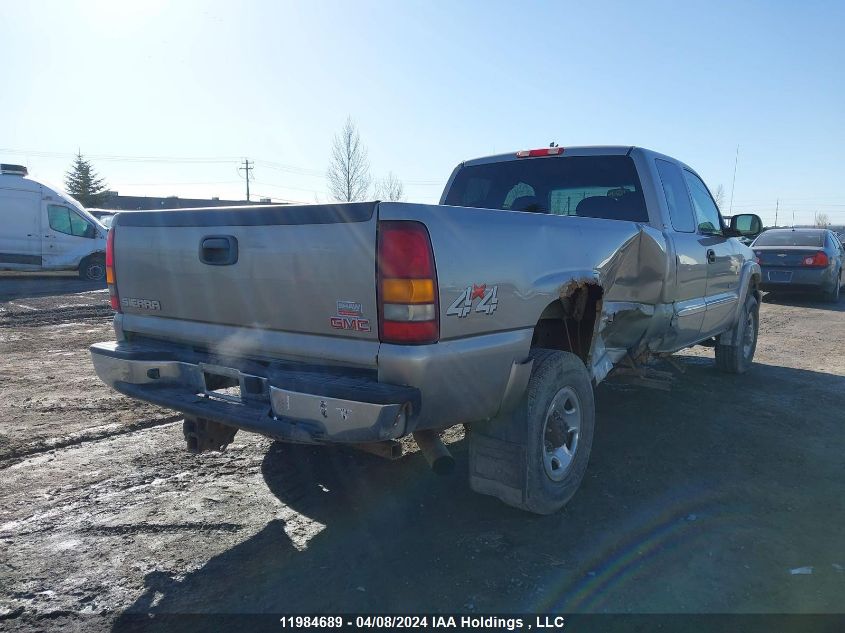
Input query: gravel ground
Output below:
<box><xmin>1</xmin><ymin>275</ymin><xmax>844</xmax><ymax>631</ymax></box>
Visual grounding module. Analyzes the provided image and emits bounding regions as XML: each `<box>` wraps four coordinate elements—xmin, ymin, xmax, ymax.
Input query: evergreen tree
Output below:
<box><xmin>64</xmin><ymin>151</ymin><xmax>109</xmax><ymax>207</ymax></box>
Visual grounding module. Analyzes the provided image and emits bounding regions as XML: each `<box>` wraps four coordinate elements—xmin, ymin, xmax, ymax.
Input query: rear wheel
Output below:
<box><xmin>78</xmin><ymin>255</ymin><xmax>106</xmax><ymax>281</ymax></box>
<box><xmin>715</xmin><ymin>292</ymin><xmax>759</xmax><ymax>374</ymax></box>
<box><xmin>470</xmin><ymin>349</ymin><xmax>595</xmax><ymax>515</ymax></box>
<box><xmin>522</xmin><ymin>350</ymin><xmax>595</xmax><ymax>514</ymax></box>
<box><xmin>822</xmin><ymin>271</ymin><xmax>841</xmax><ymax>303</ymax></box>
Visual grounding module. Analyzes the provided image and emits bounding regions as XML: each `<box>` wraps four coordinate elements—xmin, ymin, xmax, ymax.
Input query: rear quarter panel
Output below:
<box><xmin>377</xmin><ymin>202</ymin><xmax>668</xmax><ymax>342</ymax></box>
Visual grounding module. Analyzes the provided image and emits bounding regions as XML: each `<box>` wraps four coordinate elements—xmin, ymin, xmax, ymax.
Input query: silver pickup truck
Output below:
<box><xmin>90</xmin><ymin>146</ymin><xmax>763</xmax><ymax>514</ymax></box>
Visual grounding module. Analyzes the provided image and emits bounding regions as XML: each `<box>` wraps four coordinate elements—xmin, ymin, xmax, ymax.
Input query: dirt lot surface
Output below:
<box><xmin>1</xmin><ymin>275</ymin><xmax>844</xmax><ymax>631</ymax></box>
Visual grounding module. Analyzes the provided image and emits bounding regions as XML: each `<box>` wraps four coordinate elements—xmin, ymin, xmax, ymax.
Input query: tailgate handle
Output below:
<box><xmin>199</xmin><ymin>236</ymin><xmax>238</xmax><ymax>266</ymax></box>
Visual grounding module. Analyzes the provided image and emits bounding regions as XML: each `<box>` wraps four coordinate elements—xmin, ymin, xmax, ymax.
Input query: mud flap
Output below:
<box><xmin>468</xmin><ymin>410</ymin><xmax>528</xmax><ymax>507</ymax></box>
<box><xmin>183</xmin><ymin>416</ymin><xmax>238</xmax><ymax>453</ymax></box>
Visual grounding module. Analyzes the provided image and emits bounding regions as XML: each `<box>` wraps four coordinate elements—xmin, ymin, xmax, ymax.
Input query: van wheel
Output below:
<box><xmin>79</xmin><ymin>255</ymin><xmax>106</xmax><ymax>281</ymax></box>
<box><xmin>715</xmin><ymin>292</ymin><xmax>759</xmax><ymax>374</ymax></box>
<box><xmin>469</xmin><ymin>349</ymin><xmax>595</xmax><ymax>515</ymax></box>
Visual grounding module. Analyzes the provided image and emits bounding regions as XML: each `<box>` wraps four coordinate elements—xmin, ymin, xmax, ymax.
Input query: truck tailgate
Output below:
<box><xmin>112</xmin><ymin>203</ymin><xmax>379</xmax><ymax>341</ymax></box>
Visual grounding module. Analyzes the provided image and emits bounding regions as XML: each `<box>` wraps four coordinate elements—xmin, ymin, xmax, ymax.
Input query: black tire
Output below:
<box><xmin>822</xmin><ymin>271</ymin><xmax>841</xmax><ymax>303</ymax></box>
<box><xmin>715</xmin><ymin>292</ymin><xmax>759</xmax><ymax>374</ymax></box>
<box><xmin>518</xmin><ymin>349</ymin><xmax>595</xmax><ymax>515</ymax></box>
<box><xmin>79</xmin><ymin>255</ymin><xmax>106</xmax><ymax>281</ymax></box>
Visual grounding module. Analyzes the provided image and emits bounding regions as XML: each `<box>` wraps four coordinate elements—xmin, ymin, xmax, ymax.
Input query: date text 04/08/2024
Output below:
<box><xmin>278</xmin><ymin>615</ymin><xmax>567</xmax><ymax>630</ymax></box>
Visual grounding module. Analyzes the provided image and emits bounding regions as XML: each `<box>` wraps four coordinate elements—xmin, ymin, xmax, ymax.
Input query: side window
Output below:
<box><xmin>48</xmin><ymin>205</ymin><xmax>72</xmax><ymax>235</ymax></box>
<box><xmin>655</xmin><ymin>159</ymin><xmax>695</xmax><ymax>232</ymax></box>
<box><xmin>48</xmin><ymin>204</ymin><xmax>94</xmax><ymax>238</ymax></box>
<box><xmin>69</xmin><ymin>212</ymin><xmax>95</xmax><ymax>238</ymax></box>
<box><xmin>549</xmin><ymin>190</ymin><xmax>577</xmax><ymax>216</ymax></box>
<box><xmin>459</xmin><ymin>177</ymin><xmax>491</xmax><ymax>207</ymax></box>
<box><xmin>683</xmin><ymin>171</ymin><xmax>723</xmax><ymax>235</ymax></box>
<box><xmin>503</xmin><ymin>182</ymin><xmax>535</xmax><ymax>209</ymax></box>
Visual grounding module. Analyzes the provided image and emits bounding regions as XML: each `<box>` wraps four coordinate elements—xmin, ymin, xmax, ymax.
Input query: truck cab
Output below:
<box><xmin>0</xmin><ymin>164</ymin><xmax>108</xmax><ymax>281</ymax></box>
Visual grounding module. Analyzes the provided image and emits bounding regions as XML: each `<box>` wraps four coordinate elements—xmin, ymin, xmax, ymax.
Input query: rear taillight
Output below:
<box><xmin>377</xmin><ymin>221</ymin><xmax>438</xmax><ymax>344</ymax></box>
<box><xmin>802</xmin><ymin>251</ymin><xmax>829</xmax><ymax>267</ymax></box>
<box><xmin>106</xmin><ymin>228</ymin><xmax>121</xmax><ymax>312</ymax></box>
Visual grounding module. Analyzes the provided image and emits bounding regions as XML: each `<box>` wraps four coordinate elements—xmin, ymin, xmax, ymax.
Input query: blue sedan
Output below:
<box><xmin>753</xmin><ymin>228</ymin><xmax>843</xmax><ymax>302</ymax></box>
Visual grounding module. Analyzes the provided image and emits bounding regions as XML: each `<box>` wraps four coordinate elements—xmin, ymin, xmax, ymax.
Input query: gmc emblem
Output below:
<box><xmin>330</xmin><ymin>316</ymin><xmax>371</xmax><ymax>332</ymax></box>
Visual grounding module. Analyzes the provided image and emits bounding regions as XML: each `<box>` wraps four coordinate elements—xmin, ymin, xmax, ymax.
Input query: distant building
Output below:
<box><xmin>96</xmin><ymin>191</ymin><xmax>282</xmax><ymax>211</ymax></box>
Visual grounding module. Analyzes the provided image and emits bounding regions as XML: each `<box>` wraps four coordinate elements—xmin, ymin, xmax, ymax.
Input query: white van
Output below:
<box><xmin>0</xmin><ymin>164</ymin><xmax>108</xmax><ymax>281</ymax></box>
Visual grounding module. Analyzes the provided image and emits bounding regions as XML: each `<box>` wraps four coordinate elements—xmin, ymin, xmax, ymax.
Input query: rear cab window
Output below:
<box><xmin>444</xmin><ymin>155</ymin><xmax>649</xmax><ymax>223</ymax></box>
<box><xmin>753</xmin><ymin>230</ymin><xmax>824</xmax><ymax>247</ymax></box>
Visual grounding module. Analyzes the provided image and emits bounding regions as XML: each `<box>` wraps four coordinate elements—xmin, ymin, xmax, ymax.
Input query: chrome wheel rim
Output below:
<box><xmin>542</xmin><ymin>386</ymin><xmax>581</xmax><ymax>481</ymax></box>
<box><xmin>742</xmin><ymin>309</ymin><xmax>757</xmax><ymax>359</ymax></box>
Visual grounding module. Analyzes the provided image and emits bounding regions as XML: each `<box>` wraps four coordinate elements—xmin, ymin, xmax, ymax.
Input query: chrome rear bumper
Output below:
<box><xmin>90</xmin><ymin>341</ymin><xmax>419</xmax><ymax>443</ymax></box>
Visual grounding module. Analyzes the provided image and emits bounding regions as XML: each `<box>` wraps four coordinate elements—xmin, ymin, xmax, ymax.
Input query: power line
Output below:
<box><xmin>111</xmin><ymin>180</ymin><xmax>242</xmax><ymax>187</ymax></box>
<box><xmin>0</xmin><ymin>147</ymin><xmax>240</xmax><ymax>164</ymax></box>
<box><xmin>3</xmin><ymin>146</ymin><xmax>445</xmax><ymax>188</ymax></box>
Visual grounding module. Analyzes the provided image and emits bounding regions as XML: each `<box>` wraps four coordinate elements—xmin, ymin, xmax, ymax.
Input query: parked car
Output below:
<box><xmin>753</xmin><ymin>228</ymin><xmax>843</xmax><ymax>302</ymax></box>
<box><xmin>90</xmin><ymin>145</ymin><xmax>763</xmax><ymax>514</ymax></box>
<box><xmin>0</xmin><ymin>164</ymin><xmax>108</xmax><ymax>280</ymax></box>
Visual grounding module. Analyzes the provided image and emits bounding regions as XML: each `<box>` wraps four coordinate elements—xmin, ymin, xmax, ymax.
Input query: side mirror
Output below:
<box><xmin>730</xmin><ymin>213</ymin><xmax>763</xmax><ymax>239</ymax></box>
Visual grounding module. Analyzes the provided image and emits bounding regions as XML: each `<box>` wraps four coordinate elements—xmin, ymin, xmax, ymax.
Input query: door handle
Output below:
<box><xmin>199</xmin><ymin>235</ymin><xmax>238</xmax><ymax>266</ymax></box>
<box><xmin>706</xmin><ymin>248</ymin><xmax>716</xmax><ymax>264</ymax></box>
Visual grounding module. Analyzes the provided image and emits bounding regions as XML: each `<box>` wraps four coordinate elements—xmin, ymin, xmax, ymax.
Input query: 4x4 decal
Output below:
<box><xmin>446</xmin><ymin>284</ymin><xmax>498</xmax><ymax>318</ymax></box>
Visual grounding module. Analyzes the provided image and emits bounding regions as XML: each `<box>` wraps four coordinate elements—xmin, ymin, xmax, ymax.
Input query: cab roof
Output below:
<box><xmin>463</xmin><ymin>145</ymin><xmax>635</xmax><ymax>167</ymax></box>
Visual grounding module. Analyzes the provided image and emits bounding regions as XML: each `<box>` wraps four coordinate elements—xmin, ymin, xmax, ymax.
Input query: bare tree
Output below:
<box><xmin>814</xmin><ymin>211</ymin><xmax>830</xmax><ymax>227</ymax></box>
<box><xmin>375</xmin><ymin>171</ymin><xmax>405</xmax><ymax>202</ymax></box>
<box><xmin>713</xmin><ymin>184</ymin><xmax>726</xmax><ymax>211</ymax></box>
<box><xmin>327</xmin><ymin>117</ymin><xmax>371</xmax><ymax>202</ymax></box>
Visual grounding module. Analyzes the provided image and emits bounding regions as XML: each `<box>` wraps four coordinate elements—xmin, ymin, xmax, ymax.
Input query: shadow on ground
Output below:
<box><xmin>111</xmin><ymin>358</ymin><xmax>845</xmax><ymax>630</ymax></box>
<box><xmin>0</xmin><ymin>273</ymin><xmax>105</xmax><ymax>300</ymax></box>
<box><xmin>762</xmin><ymin>291</ymin><xmax>845</xmax><ymax>312</ymax></box>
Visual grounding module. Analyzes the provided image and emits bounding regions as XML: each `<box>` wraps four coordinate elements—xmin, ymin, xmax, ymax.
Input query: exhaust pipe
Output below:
<box><xmin>351</xmin><ymin>440</ymin><xmax>403</xmax><ymax>460</ymax></box>
<box><xmin>413</xmin><ymin>430</ymin><xmax>455</xmax><ymax>475</ymax></box>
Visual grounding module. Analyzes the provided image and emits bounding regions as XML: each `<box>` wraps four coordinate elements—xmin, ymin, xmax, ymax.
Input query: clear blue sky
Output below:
<box><xmin>1</xmin><ymin>0</ymin><xmax>843</xmax><ymax>225</ymax></box>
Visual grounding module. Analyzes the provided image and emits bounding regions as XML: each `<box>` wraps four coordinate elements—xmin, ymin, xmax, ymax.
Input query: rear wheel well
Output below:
<box><xmin>530</xmin><ymin>285</ymin><xmax>603</xmax><ymax>365</ymax></box>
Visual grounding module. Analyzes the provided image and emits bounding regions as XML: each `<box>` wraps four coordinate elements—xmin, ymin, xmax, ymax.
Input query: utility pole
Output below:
<box><xmin>774</xmin><ymin>199</ymin><xmax>779</xmax><ymax>227</ymax></box>
<box><xmin>239</xmin><ymin>159</ymin><xmax>253</xmax><ymax>202</ymax></box>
